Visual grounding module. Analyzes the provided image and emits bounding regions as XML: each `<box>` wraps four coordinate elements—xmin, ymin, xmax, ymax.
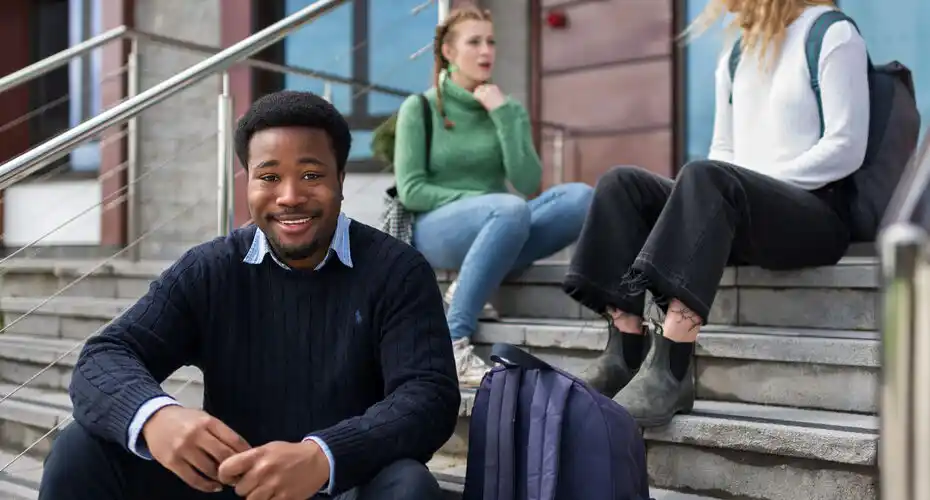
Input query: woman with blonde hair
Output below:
<box><xmin>391</xmin><ymin>5</ymin><xmax>593</xmax><ymax>386</ymax></box>
<box><xmin>563</xmin><ymin>0</ymin><xmax>869</xmax><ymax>427</ymax></box>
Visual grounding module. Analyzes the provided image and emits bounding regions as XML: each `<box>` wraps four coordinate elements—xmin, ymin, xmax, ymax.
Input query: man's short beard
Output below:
<box><xmin>267</xmin><ymin>233</ymin><xmax>321</xmax><ymax>262</ymax></box>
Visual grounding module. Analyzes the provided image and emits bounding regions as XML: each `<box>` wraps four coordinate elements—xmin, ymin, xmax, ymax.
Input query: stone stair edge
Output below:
<box><xmin>0</xmin><ymin>316</ymin><xmax>880</xmax><ymax>368</ymax></box>
<box><xmin>452</xmin><ymin>391</ymin><xmax>876</xmax><ymax>466</ymax></box>
<box><xmin>0</xmin><ymin>256</ymin><xmax>879</xmax><ymax>289</ymax></box>
<box><xmin>472</xmin><ymin>321</ymin><xmax>880</xmax><ymax>367</ymax></box>
<box><xmin>426</xmin><ymin>454</ymin><xmax>719</xmax><ymax>500</ymax></box>
<box><xmin>0</xmin><ymin>381</ymin><xmax>876</xmax><ymax>470</ymax></box>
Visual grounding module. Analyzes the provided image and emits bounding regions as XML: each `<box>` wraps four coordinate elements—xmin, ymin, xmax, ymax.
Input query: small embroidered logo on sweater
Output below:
<box><xmin>355</xmin><ymin>310</ymin><xmax>362</xmax><ymax>325</ymax></box>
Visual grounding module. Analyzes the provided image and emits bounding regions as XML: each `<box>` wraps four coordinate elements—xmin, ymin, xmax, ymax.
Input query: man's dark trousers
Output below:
<box><xmin>38</xmin><ymin>423</ymin><xmax>444</xmax><ymax>500</ymax></box>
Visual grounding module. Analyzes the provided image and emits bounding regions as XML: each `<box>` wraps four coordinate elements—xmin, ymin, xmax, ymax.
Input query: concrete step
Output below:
<box><xmin>442</xmin><ymin>258</ymin><xmax>879</xmax><ymax>331</ymax></box>
<box><xmin>0</xmin><ymin>256</ymin><xmax>879</xmax><ymax>330</ymax></box>
<box><xmin>446</xmin><ymin>393</ymin><xmax>877</xmax><ymax>500</ymax></box>
<box><xmin>0</xmin><ymin>311</ymin><xmax>880</xmax><ymax>414</ymax></box>
<box><xmin>471</xmin><ymin>319</ymin><xmax>879</xmax><ymax>414</ymax></box>
<box><xmin>0</xmin><ymin>332</ymin><xmax>876</xmax><ymax>500</ymax></box>
<box><xmin>0</xmin><ymin>448</ymin><xmax>42</xmax><ymax>500</ymax></box>
<box><xmin>0</xmin><ymin>378</ymin><xmax>875</xmax><ymax>500</ymax></box>
<box><xmin>427</xmin><ymin>454</ymin><xmax>722</xmax><ymax>500</ymax></box>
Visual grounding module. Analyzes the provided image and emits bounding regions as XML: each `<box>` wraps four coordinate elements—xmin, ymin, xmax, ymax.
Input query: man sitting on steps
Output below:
<box><xmin>38</xmin><ymin>90</ymin><xmax>460</xmax><ymax>500</ymax></box>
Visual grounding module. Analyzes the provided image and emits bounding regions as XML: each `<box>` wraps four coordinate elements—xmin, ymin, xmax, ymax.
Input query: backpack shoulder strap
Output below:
<box><xmin>483</xmin><ymin>368</ymin><xmax>520</xmax><ymax>500</ymax></box>
<box><xmin>728</xmin><ymin>38</ymin><xmax>743</xmax><ymax>104</ymax></box>
<box><xmin>525</xmin><ymin>371</ymin><xmax>573</xmax><ymax>500</ymax></box>
<box><xmin>418</xmin><ymin>93</ymin><xmax>432</xmax><ymax>173</ymax></box>
<box><xmin>805</xmin><ymin>10</ymin><xmax>863</xmax><ymax>136</ymax></box>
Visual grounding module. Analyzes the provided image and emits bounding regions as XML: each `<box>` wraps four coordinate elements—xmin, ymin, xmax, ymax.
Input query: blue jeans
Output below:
<box><xmin>413</xmin><ymin>182</ymin><xmax>593</xmax><ymax>340</ymax></box>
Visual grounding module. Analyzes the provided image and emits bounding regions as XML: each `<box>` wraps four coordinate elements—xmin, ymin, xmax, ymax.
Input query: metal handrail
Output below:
<box><xmin>0</xmin><ymin>0</ymin><xmax>349</xmax><ymax>191</ymax></box>
<box><xmin>0</xmin><ymin>26</ymin><xmax>129</xmax><ymax>96</ymax></box>
<box><xmin>878</xmin><ymin>129</ymin><xmax>930</xmax><ymax>500</ymax></box>
<box><xmin>126</xmin><ymin>28</ymin><xmax>412</xmax><ymax>99</ymax></box>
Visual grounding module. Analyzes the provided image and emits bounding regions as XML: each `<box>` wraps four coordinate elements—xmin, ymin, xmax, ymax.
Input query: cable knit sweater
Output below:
<box><xmin>68</xmin><ymin>222</ymin><xmax>461</xmax><ymax>494</ymax></box>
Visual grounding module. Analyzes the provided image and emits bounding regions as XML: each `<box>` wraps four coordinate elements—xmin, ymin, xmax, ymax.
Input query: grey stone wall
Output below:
<box><xmin>134</xmin><ymin>0</ymin><xmax>221</xmax><ymax>260</ymax></box>
<box><xmin>487</xmin><ymin>0</ymin><xmax>530</xmax><ymax>107</ymax></box>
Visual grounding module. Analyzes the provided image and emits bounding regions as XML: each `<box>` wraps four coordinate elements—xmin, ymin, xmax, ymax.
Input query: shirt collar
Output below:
<box><xmin>243</xmin><ymin>212</ymin><xmax>353</xmax><ymax>271</ymax></box>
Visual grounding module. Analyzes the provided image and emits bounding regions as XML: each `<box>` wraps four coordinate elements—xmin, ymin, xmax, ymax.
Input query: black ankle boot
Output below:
<box><xmin>580</xmin><ymin>322</ymin><xmax>651</xmax><ymax>398</ymax></box>
<box><xmin>613</xmin><ymin>325</ymin><xmax>695</xmax><ymax>428</ymax></box>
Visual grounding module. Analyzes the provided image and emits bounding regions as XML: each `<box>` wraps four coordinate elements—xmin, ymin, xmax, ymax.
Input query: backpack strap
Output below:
<box><xmin>418</xmin><ymin>93</ymin><xmax>433</xmax><ymax>174</ymax></box>
<box><xmin>483</xmin><ymin>366</ymin><xmax>521</xmax><ymax>500</ymax></box>
<box><xmin>727</xmin><ymin>38</ymin><xmax>743</xmax><ymax>104</ymax></box>
<box><xmin>525</xmin><ymin>371</ymin><xmax>573</xmax><ymax>500</ymax></box>
<box><xmin>805</xmin><ymin>10</ymin><xmax>869</xmax><ymax>137</ymax></box>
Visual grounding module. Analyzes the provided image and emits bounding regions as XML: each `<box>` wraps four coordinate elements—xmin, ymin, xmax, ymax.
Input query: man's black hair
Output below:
<box><xmin>234</xmin><ymin>90</ymin><xmax>352</xmax><ymax>171</ymax></box>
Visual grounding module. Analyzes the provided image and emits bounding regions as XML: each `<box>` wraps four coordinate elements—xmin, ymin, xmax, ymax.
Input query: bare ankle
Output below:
<box><xmin>661</xmin><ymin>299</ymin><xmax>701</xmax><ymax>342</ymax></box>
<box><xmin>607</xmin><ymin>307</ymin><xmax>643</xmax><ymax>334</ymax></box>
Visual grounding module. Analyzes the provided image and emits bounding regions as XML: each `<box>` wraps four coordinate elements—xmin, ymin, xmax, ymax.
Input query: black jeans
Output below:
<box><xmin>563</xmin><ymin>161</ymin><xmax>851</xmax><ymax>323</ymax></box>
<box><xmin>39</xmin><ymin>422</ymin><xmax>444</xmax><ymax>500</ymax></box>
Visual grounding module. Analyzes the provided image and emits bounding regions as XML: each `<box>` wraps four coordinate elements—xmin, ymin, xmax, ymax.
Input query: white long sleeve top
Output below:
<box><xmin>707</xmin><ymin>5</ymin><xmax>870</xmax><ymax>190</ymax></box>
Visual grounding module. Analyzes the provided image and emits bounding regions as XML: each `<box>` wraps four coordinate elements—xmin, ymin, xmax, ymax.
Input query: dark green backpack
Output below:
<box><xmin>371</xmin><ymin>94</ymin><xmax>433</xmax><ymax>172</ymax></box>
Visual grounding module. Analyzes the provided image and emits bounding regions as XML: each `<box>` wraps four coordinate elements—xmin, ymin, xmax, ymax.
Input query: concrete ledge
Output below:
<box><xmin>472</xmin><ymin>321</ymin><xmax>879</xmax><ymax>367</ymax></box>
<box><xmin>0</xmin><ymin>256</ymin><xmax>878</xmax><ymax>289</ymax></box>
<box><xmin>454</xmin><ymin>394</ymin><xmax>875</xmax><ymax>465</ymax></box>
<box><xmin>646</xmin><ymin>402</ymin><xmax>876</xmax><ymax>466</ymax></box>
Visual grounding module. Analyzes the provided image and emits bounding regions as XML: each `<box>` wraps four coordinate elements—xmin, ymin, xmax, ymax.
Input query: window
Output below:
<box><xmin>30</xmin><ymin>0</ymin><xmax>102</xmax><ymax>175</ymax></box>
<box><xmin>840</xmin><ymin>0</ymin><xmax>930</xmax><ymax>137</ymax></box>
<box><xmin>680</xmin><ymin>0</ymin><xmax>930</xmax><ymax>164</ymax></box>
<box><xmin>680</xmin><ymin>1</ymin><xmax>731</xmax><ymax>165</ymax></box>
<box><xmin>257</xmin><ymin>0</ymin><xmax>437</xmax><ymax>172</ymax></box>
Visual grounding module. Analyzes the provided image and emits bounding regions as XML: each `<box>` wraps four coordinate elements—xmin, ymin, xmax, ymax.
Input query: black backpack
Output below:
<box><xmin>729</xmin><ymin>10</ymin><xmax>921</xmax><ymax>242</ymax></box>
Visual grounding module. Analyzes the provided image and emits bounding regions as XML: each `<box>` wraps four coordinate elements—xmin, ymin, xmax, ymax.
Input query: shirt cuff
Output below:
<box><xmin>303</xmin><ymin>435</ymin><xmax>335</xmax><ymax>495</ymax></box>
<box><xmin>127</xmin><ymin>396</ymin><xmax>180</xmax><ymax>459</ymax></box>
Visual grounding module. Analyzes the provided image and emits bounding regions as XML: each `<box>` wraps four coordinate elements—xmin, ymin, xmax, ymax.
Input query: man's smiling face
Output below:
<box><xmin>245</xmin><ymin>126</ymin><xmax>344</xmax><ymax>269</ymax></box>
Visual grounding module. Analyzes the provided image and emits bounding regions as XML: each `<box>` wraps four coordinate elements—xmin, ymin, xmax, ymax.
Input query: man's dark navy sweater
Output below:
<box><xmin>69</xmin><ymin>222</ymin><xmax>461</xmax><ymax>494</ymax></box>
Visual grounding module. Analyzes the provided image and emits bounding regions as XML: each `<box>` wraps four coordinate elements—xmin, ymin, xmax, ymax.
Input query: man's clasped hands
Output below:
<box><xmin>143</xmin><ymin>406</ymin><xmax>330</xmax><ymax>500</ymax></box>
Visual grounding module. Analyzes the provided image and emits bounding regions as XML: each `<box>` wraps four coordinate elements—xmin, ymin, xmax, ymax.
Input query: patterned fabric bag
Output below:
<box><xmin>374</xmin><ymin>94</ymin><xmax>433</xmax><ymax>244</ymax></box>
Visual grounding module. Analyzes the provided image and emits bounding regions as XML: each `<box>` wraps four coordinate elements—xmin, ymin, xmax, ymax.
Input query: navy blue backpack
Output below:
<box><xmin>462</xmin><ymin>343</ymin><xmax>651</xmax><ymax>500</ymax></box>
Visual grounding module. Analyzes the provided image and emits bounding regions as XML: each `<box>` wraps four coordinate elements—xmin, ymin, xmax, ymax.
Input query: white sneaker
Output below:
<box><xmin>452</xmin><ymin>337</ymin><xmax>491</xmax><ymax>387</ymax></box>
<box><xmin>445</xmin><ymin>279</ymin><xmax>500</xmax><ymax>321</ymax></box>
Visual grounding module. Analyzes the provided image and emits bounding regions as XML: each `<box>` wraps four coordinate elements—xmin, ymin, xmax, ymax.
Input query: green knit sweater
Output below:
<box><xmin>393</xmin><ymin>77</ymin><xmax>542</xmax><ymax>213</ymax></box>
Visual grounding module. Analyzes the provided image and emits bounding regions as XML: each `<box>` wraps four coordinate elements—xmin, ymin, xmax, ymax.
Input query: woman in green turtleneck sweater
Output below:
<box><xmin>392</xmin><ymin>6</ymin><xmax>593</xmax><ymax>387</ymax></box>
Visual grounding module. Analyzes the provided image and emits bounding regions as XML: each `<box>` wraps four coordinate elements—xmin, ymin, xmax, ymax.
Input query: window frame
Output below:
<box><xmin>253</xmin><ymin>0</ymin><xmax>418</xmax><ymax>174</ymax></box>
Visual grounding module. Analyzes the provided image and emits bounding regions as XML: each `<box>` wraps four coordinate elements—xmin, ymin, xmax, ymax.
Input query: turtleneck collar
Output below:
<box><xmin>440</xmin><ymin>71</ymin><xmax>485</xmax><ymax>111</ymax></box>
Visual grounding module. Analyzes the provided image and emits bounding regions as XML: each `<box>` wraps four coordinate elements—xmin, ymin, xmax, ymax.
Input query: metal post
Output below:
<box><xmin>552</xmin><ymin>129</ymin><xmax>565</xmax><ymax>185</ymax></box>
<box><xmin>322</xmin><ymin>82</ymin><xmax>333</xmax><ymax>103</ymax></box>
<box><xmin>216</xmin><ymin>72</ymin><xmax>234</xmax><ymax>236</ymax></box>
<box><xmin>126</xmin><ymin>37</ymin><xmax>140</xmax><ymax>260</ymax></box>
<box><xmin>879</xmin><ymin>222</ymin><xmax>929</xmax><ymax>500</ymax></box>
<box><xmin>438</xmin><ymin>0</ymin><xmax>451</xmax><ymax>23</ymax></box>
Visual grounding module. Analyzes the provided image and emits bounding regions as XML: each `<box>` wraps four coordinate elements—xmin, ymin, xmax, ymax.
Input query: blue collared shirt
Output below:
<box><xmin>127</xmin><ymin>213</ymin><xmax>352</xmax><ymax>495</ymax></box>
<box><xmin>243</xmin><ymin>211</ymin><xmax>354</xmax><ymax>271</ymax></box>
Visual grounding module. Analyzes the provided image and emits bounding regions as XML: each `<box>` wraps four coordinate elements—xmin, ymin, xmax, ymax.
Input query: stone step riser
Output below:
<box><xmin>438</xmin><ymin>415</ymin><xmax>876</xmax><ymax>500</ymax></box>
<box><xmin>0</xmin><ymin>275</ymin><xmax>151</xmax><ymax>301</ymax></box>
<box><xmin>470</xmin><ymin>345</ymin><xmax>878</xmax><ymax>414</ymax></box>
<box><xmin>0</xmin><ymin>283</ymin><xmax>878</xmax><ymax>337</ymax></box>
<box><xmin>0</xmin><ymin>339</ymin><xmax>879</xmax><ymax>415</ymax></box>
<box><xmin>481</xmin><ymin>285</ymin><xmax>876</xmax><ymax>330</ymax></box>
<box><xmin>648</xmin><ymin>443</ymin><xmax>876</xmax><ymax>500</ymax></box>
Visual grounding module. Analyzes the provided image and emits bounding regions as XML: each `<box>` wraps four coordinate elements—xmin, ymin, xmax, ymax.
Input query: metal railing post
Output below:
<box><xmin>126</xmin><ymin>37</ymin><xmax>140</xmax><ymax>260</ymax></box>
<box><xmin>438</xmin><ymin>0</ymin><xmax>450</xmax><ymax>23</ymax></box>
<box><xmin>879</xmin><ymin>222</ymin><xmax>929</xmax><ymax>500</ymax></box>
<box><xmin>552</xmin><ymin>129</ymin><xmax>565</xmax><ymax>185</ymax></box>
<box><xmin>217</xmin><ymin>72</ymin><xmax>234</xmax><ymax>236</ymax></box>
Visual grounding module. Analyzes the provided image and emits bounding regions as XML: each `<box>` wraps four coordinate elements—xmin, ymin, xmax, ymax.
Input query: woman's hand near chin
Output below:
<box><xmin>474</xmin><ymin>84</ymin><xmax>506</xmax><ymax>111</ymax></box>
